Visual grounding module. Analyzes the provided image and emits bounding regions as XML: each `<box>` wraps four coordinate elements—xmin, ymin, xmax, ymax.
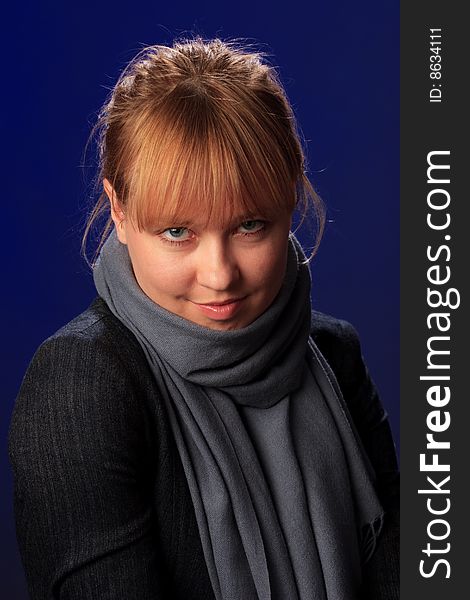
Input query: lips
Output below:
<box><xmin>195</xmin><ymin>297</ymin><xmax>243</xmax><ymax>306</ymax></box>
<box><xmin>192</xmin><ymin>297</ymin><xmax>246</xmax><ymax>320</ymax></box>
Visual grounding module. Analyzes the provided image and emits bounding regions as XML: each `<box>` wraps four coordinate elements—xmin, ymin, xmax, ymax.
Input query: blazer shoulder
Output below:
<box><xmin>10</xmin><ymin>298</ymin><xmax>152</xmax><ymax>444</ymax></box>
<box><xmin>9</xmin><ymin>297</ymin><xmax>155</xmax><ymax>468</ymax></box>
<box><xmin>310</xmin><ymin>309</ymin><xmax>362</xmax><ymax>364</ymax></box>
<box><xmin>45</xmin><ymin>295</ymin><xmax>137</xmax><ymax>345</ymax></box>
<box><xmin>35</xmin><ymin>296</ymin><xmax>148</xmax><ymax>376</ymax></box>
<box><xmin>310</xmin><ymin>309</ymin><xmax>360</xmax><ymax>340</ymax></box>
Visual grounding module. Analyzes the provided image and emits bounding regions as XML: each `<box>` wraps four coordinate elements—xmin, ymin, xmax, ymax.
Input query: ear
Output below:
<box><xmin>103</xmin><ymin>178</ymin><xmax>127</xmax><ymax>244</ymax></box>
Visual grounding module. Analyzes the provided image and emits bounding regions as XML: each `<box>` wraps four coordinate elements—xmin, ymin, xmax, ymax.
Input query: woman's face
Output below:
<box><xmin>105</xmin><ymin>180</ymin><xmax>293</xmax><ymax>331</ymax></box>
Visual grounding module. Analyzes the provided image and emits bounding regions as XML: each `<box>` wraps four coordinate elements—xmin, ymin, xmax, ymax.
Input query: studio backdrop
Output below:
<box><xmin>1</xmin><ymin>1</ymin><xmax>398</xmax><ymax>597</ymax></box>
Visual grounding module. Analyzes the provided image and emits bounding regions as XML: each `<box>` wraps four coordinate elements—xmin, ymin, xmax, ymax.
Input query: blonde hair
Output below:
<box><xmin>82</xmin><ymin>37</ymin><xmax>325</xmax><ymax>266</ymax></box>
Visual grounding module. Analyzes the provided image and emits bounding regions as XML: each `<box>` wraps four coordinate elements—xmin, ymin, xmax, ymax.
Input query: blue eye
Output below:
<box><xmin>164</xmin><ymin>227</ymin><xmax>189</xmax><ymax>239</ymax></box>
<box><xmin>158</xmin><ymin>227</ymin><xmax>193</xmax><ymax>246</ymax></box>
<box><xmin>240</xmin><ymin>221</ymin><xmax>258</xmax><ymax>230</ymax></box>
<box><xmin>238</xmin><ymin>220</ymin><xmax>266</xmax><ymax>235</ymax></box>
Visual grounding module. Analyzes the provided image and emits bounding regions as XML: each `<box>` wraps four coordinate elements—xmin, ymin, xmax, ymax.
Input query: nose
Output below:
<box><xmin>196</xmin><ymin>236</ymin><xmax>240</xmax><ymax>291</ymax></box>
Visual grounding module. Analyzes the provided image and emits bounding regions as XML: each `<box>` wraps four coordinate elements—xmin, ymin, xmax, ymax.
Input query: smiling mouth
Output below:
<box><xmin>191</xmin><ymin>297</ymin><xmax>247</xmax><ymax>320</ymax></box>
<box><xmin>194</xmin><ymin>297</ymin><xmax>245</xmax><ymax>306</ymax></box>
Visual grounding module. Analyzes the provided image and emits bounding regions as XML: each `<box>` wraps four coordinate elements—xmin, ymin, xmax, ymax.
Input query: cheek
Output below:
<box><xmin>145</xmin><ymin>254</ymin><xmax>194</xmax><ymax>293</ymax></box>
<box><xmin>243</xmin><ymin>241</ymin><xmax>288</xmax><ymax>288</ymax></box>
<box><xmin>127</xmin><ymin>239</ymin><xmax>191</xmax><ymax>293</ymax></box>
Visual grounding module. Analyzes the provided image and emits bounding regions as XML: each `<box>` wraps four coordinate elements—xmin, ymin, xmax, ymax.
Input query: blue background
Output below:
<box><xmin>1</xmin><ymin>1</ymin><xmax>398</xmax><ymax>596</ymax></box>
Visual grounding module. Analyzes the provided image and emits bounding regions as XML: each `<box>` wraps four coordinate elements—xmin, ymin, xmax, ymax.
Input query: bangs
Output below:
<box><xmin>123</xmin><ymin>88</ymin><xmax>298</xmax><ymax>231</ymax></box>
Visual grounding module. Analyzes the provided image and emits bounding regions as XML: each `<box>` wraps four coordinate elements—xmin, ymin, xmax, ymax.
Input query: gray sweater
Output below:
<box><xmin>8</xmin><ymin>296</ymin><xmax>399</xmax><ymax>599</ymax></box>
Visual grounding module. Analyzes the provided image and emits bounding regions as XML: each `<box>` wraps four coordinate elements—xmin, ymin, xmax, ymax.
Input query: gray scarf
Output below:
<box><xmin>93</xmin><ymin>229</ymin><xmax>384</xmax><ymax>600</ymax></box>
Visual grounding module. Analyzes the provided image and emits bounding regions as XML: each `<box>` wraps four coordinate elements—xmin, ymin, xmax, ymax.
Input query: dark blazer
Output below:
<box><xmin>8</xmin><ymin>296</ymin><xmax>399</xmax><ymax>600</ymax></box>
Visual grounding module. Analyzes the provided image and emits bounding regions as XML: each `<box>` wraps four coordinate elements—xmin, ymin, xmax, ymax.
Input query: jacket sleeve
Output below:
<box><xmin>8</xmin><ymin>333</ymin><xmax>168</xmax><ymax>600</ymax></box>
<box><xmin>311</xmin><ymin>315</ymin><xmax>399</xmax><ymax>600</ymax></box>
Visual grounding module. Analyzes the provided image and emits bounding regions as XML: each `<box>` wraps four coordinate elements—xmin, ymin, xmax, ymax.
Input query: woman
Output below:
<box><xmin>9</xmin><ymin>37</ymin><xmax>399</xmax><ymax>599</ymax></box>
